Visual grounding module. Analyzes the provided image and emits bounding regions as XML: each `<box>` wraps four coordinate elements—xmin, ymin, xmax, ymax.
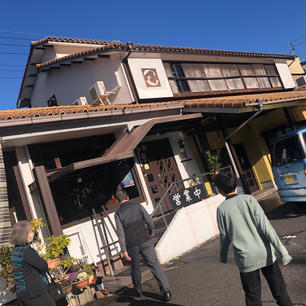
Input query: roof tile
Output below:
<box><xmin>1</xmin><ymin>90</ymin><xmax>306</xmax><ymax>122</ymax></box>
<box><xmin>32</xmin><ymin>36</ymin><xmax>295</xmax><ymax>70</ymax></box>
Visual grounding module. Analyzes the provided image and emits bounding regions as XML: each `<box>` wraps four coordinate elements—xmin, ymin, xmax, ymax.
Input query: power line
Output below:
<box><xmin>0</xmin><ymin>64</ymin><xmax>25</xmax><ymax>66</ymax></box>
<box><xmin>0</xmin><ymin>77</ymin><xmax>22</xmax><ymax>79</ymax></box>
<box><xmin>0</xmin><ymin>69</ymin><xmax>23</xmax><ymax>71</ymax></box>
<box><xmin>0</xmin><ymin>52</ymin><xmax>27</xmax><ymax>55</ymax></box>
<box><xmin>0</xmin><ymin>30</ymin><xmax>44</xmax><ymax>36</ymax></box>
<box><xmin>0</xmin><ymin>43</ymin><xmax>28</xmax><ymax>47</ymax></box>
<box><xmin>0</xmin><ymin>36</ymin><xmax>34</xmax><ymax>41</ymax></box>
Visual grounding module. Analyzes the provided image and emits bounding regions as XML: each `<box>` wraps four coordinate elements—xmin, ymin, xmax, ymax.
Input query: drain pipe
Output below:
<box><xmin>121</xmin><ymin>43</ymin><xmax>140</xmax><ymax>104</ymax></box>
<box><xmin>223</xmin><ymin>98</ymin><xmax>264</xmax><ymax>192</ymax></box>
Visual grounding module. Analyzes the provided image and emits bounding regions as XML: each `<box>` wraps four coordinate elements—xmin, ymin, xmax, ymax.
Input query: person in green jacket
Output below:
<box><xmin>214</xmin><ymin>173</ymin><xmax>292</xmax><ymax>306</ymax></box>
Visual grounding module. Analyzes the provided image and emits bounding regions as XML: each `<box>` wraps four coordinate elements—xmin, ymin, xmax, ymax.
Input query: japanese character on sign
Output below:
<box><xmin>183</xmin><ymin>189</ymin><xmax>192</xmax><ymax>203</ymax></box>
<box><xmin>193</xmin><ymin>187</ymin><xmax>201</xmax><ymax>200</ymax></box>
<box><xmin>172</xmin><ymin>193</ymin><xmax>182</xmax><ymax>206</ymax></box>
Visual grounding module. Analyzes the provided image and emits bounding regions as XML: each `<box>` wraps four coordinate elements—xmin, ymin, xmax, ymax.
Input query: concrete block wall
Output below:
<box><xmin>155</xmin><ymin>194</ymin><xmax>224</xmax><ymax>264</ymax></box>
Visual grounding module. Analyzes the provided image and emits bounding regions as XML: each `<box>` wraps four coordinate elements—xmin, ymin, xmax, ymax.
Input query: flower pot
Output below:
<box><xmin>62</xmin><ymin>284</ymin><xmax>72</xmax><ymax>295</ymax></box>
<box><xmin>73</xmin><ymin>277</ymin><xmax>89</xmax><ymax>289</ymax></box>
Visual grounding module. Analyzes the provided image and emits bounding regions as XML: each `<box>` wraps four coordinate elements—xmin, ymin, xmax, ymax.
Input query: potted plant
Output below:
<box><xmin>58</xmin><ymin>277</ymin><xmax>73</xmax><ymax>295</ymax></box>
<box><xmin>0</xmin><ymin>244</ymin><xmax>14</xmax><ymax>293</ymax></box>
<box><xmin>205</xmin><ymin>148</ymin><xmax>222</xmax><ymax>174</ymax></box>
<box><xmin>70</xmin><ymin>271</ymin><xmax>89</xmax><ymax>289</ymax></box>
<box><xmin>67</xmin><ymin>260</ymin><xmax>94</xmax><ymax>289</ymax></box>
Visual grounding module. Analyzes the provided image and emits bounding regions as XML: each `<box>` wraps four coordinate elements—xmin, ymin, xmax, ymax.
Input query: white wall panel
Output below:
<box><xmin>276</xmin><ymin>63</ymin><xmax>296</xmax><ymax>89</ymax></box>
<box><xmin>128</xmin><ymin>58</ymin><xmax>173</xmax><ymax>99</ymax></box>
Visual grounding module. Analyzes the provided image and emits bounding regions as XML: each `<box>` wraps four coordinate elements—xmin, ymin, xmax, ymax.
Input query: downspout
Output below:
<box><xmin>223</xmin><ymin>98</ymin><xmax>264</xmax><ymax>193</ymax></box>
<box><xmin>122</xmin><ymin>43</ymin><xmax>140</xmax><ymax>104</ymax></box>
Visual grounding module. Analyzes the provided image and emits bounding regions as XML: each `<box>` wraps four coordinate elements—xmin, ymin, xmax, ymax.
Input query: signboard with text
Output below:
<box><xmin>168</xmin><ymin>184</ymin><xmax>208</xmax><ymax>209</ymax></box>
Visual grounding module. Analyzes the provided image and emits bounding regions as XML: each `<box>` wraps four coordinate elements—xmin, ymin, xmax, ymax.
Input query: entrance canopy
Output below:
<box><xmin>47</xmin><ymin>113</ymin><xmax>202</xmax><ymax>182</ymax></box>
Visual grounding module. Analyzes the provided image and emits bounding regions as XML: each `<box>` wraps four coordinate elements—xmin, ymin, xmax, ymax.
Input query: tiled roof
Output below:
<box><xmin>31</xmin><ymin>36</ymin><xmax>122</xmax><ymax>47</ymax></box>
<box><xmin>33</xmin><ymin>37</ymin><xmax>295</xmax><ymax>70</ymax></box>
<box><xmin>1</xmin><ymin>90</ymin><xmax>306</xmax><ymax>122</ymax></box>
<box><xmin>183</xmin><ymin>90</ymin><xmax>306</xmax><ymax>109</ymax></box>
<box><xmin>36</xmin><ymin>43</ymin><xmax>127</xmax><ymax>69</ymax></box>
<box><xmin>0</xmin><ymin>102</ymin><xmax>183</xmax><ymax>121</ymax></box>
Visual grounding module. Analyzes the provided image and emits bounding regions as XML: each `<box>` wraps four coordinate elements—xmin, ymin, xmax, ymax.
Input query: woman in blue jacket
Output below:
<box><xmin>10</xmin><ymin>220</ymin><xmax>60</xmax><ymax>306</ymax></box>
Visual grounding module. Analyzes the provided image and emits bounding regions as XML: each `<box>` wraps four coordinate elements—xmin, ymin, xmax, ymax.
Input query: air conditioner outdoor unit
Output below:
<box><xmin>72</xmin><ymin>97</ymin><xmax>88</xmax><ymax>105</ymax></box>
<box><xmin>296</xmin><ymin>76</ymin><xmax>306</xmax><ymax>87</ymax></box>
<box><xmin>89</xmin><ymin>81</ymin><xmax>106</xmax><ymax>102</ymax></box>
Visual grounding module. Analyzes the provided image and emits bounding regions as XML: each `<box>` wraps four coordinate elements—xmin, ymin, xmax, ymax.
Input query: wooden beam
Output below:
<box><xmin>47</xmin><ymin>164</ymin><xmax>75</xmax><ymax>183</ymax></box>
<box><xmin>84</xmin><ymin>57</ymin><xmax>96</xmax><ymax>61</ymax></box>
<box><xmin>54</xmin><ymin>157</ymin><xmax>62</xmax><ymax>169</ymax></box>
<box><xmin>13</xmin><ymin>166</ymin><xmax>33</xmax><ymax>221</ymax></box>
<box><xmin>33</xmin><ymin>166</ymin><xmax>63</xmax><ymax>236</ymax></box>
<box><xmin>98</xmin><ymin>54</ymin><xmax>110</xmax><ymax>58</ymax></box>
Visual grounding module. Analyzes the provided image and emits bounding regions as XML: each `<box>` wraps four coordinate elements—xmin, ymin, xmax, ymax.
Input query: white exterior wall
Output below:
<box><xmin>276</xmin><ymin>63</ymin><xmax>296</xmax><ymax>89</ymax></box>
<box><xmin>155</xmin><ymin>194</ymin><xmax>224</xmax><ymax>264</ymax></box>
<box><xmin>31</xmin><ymin>55</ymin><xmax>133</xmax><ymax>107</ymax></box>
<box><xmin>63</xmin><ymin>212</ymin><xmax>120</xmax><ymax>264</ymax></box>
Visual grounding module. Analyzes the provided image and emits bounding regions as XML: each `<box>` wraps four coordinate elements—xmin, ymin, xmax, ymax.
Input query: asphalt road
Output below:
<box><xmin>93</xmin><ymin>202</ymin><xmax>306</xmax><ymax>306</ymax></box>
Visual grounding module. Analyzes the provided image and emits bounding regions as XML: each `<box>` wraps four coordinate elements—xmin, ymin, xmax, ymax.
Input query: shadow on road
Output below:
<box><xmin>267</xmin><ymin>202</ymin><xmax>306</xmax><ymax>220</ymax></box>
<box><xmin>115</xmin><ymin>288</ymin><xmax>183</xmax><ymax>306</ymax></box>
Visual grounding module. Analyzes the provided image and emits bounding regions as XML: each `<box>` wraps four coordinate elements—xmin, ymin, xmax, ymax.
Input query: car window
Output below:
<box><xmin>274</xmin><ymin>135</ymin><xmax>303</xmax><ymax>166</ymax></box>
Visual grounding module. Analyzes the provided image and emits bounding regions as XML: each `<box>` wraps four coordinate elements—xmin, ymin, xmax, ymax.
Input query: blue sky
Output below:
<box><xmin>0</xmin><ymin>0</ymin><xmax>305</xmax><ymax>110</ymax></box>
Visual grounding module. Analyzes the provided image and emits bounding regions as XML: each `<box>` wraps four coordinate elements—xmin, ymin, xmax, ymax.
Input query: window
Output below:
<box><xmin>172</xmin><ymin>64</ymin><xmax>190</xmax><ymax>92</ymax></box>
<box><xmin>164</xmin><ymin>61</ymin><xmax>283</xmax><ymax>95</ymax></box>
<box><xmin>181</xmin><ymin>63</ymin><xmax>210</xmax><ymax>92</ymax></box>
<box><xmin>243</xmin><ymin>77</ymin><xmax>259</xmax><ymax>89</ymax></box>
<box><xmin>274</xmin><ymin>136</ymin><xmax>303</xmax><ymax>166</ymax></box>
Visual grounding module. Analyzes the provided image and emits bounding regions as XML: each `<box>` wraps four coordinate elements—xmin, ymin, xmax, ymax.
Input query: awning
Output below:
<box><xmin>47</xmin><ymin>113</ymin><xmax>202</xmax><ymax>182</ymax></box>
<box><xmin>183</xmin><ymin>90</ymin><xmax>306</xmax><ymax>113</ymax></box>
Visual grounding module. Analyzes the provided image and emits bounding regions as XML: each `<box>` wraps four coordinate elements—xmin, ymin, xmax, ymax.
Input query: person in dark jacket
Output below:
<box><xmin>10</xmin><ymin>220</ymin><xmax>60</xmax><ymax>306</ymax></box>
<box><xmin>114</xmin><ymin>189</ymin><xmax>171</xmax><ymax>301</ymax></box>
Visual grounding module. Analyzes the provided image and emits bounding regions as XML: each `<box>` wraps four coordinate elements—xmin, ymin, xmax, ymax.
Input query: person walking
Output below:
<box><xmin>10</xmin><ymin>220</ymin><xmax>60</xmax><ymax>306</ymax></box>
<box><xmin>214</xmin><ymin>173</ymin><xmax>293</xmax><ymax>306</ymax></box>
<box><xmin>114</xmin><ymin>189</ymin><xmax>171</xmax><ymax>301</ymax></box>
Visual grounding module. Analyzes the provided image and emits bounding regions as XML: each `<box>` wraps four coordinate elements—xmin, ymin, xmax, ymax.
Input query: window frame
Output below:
<box><xmin>164</xmin><ymin>61</ymin><xmax>283</xmax><ymax>96</ymax></box>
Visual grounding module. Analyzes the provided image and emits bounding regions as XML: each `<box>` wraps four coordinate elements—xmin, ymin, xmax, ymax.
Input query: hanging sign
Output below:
<box><xmin>168</xmin><ymin>184</ymin><xmax>208</xmax><ymax>209</ymax></box>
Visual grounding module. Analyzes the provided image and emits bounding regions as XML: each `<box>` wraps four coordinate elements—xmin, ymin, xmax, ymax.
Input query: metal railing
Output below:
<box><xmin>150</xmin><ymin>165</ymin><xmax>233</xmax><ymax>229</ymax></box>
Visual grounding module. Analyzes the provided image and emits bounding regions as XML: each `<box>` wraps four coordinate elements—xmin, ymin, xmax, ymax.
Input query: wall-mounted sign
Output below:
<box><xmin>168</xmin><ymin>184</ymin><xmax>208</xmax><ymax>209</ymax></box>
<box><xmin>141</xmin><ymin>68</ymin><xmax>161</xmax><ymax>87</ymax></box>
<box><xmin>128</xmin><ymin>58</ymin><xmax>173</xmax><ymax>99</ymax></box>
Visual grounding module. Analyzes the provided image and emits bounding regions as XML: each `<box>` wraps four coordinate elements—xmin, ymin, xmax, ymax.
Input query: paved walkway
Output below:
<box><xmin>93</xmin><ymin>195</ymin><xmax>306</xmax><ymax>306</ymax></box>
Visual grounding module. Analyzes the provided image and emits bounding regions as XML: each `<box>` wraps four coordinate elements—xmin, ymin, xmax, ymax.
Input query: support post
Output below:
<box><xmin>33</xmin><ymin>166</ymin><xmax>63</xmax><ymax>236</ymax></box>
<box><xmin>13</xmin><ymin>166</ymin><xmax>33</xmax><ymax>221</ymax></box>
<box><xmin>217</xmin><ymin>115</ymin><xmax>251</xmax><ymax>194</ymax></box>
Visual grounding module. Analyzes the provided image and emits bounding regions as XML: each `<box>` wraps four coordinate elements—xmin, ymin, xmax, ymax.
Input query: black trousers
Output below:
<box><xmin>22</xmin><ymin>293</ymin><xmax>56</xmax><ymax>306</ymax></box>
<box><xmin>240</xmin><ymin>262</ymin><xmax>292</xmax><ymax>306</ymax></box>
<box><xmin>127</xmin><ymin>239</ymin><xmax>170</xmax><ymax>293</ymax></box>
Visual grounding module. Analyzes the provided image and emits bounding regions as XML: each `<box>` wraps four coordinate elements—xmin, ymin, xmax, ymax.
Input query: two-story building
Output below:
<box><xmin>1</xmin><ymin>37</ymin><xmax>306</xmax><ymax>270</ymax></box>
